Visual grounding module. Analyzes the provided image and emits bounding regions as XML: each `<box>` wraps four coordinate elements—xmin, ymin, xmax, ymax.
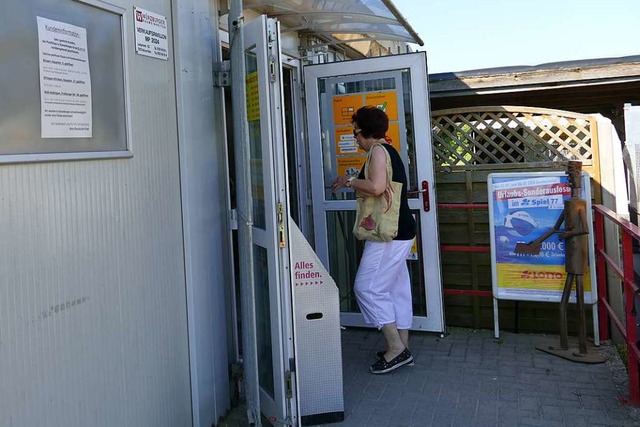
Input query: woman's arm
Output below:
<box><xmin>350</xmin><ymin>145</ymin><xmax>388</xmax><ymax>196</ymax></box>
<box><xmin>331</xmin><ymin>144</ymin><xmax>388</xmax><ymax>194</ymax></box>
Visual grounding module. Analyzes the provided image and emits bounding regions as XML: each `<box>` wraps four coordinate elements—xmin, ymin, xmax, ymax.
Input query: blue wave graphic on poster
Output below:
<box><xmin>491</xmin><ymin>175</ymin><xmax>577</xmax><ymax>266</ymax></box>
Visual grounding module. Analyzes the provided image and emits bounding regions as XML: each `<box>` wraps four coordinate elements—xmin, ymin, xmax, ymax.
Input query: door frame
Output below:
<box><xmin>281</xmin><ymin>55</ymin><xmax>313</xmax><ymax>241</ymax></box>
<box><xmin>238</xmin><ymin>15</ymin><xmax>299</xmax><ymax>425</ymax></box>
<box><xmin>303</xmin><ymin>52</ymin><xmax>445</xmax><ymax>332</ymax></box>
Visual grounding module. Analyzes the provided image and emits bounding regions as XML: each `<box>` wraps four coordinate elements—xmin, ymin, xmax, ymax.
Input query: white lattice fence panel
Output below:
<box><xmin>431</xmin><ymin>106</ymin><xmax>597</xmax><ymax>169</ymax></box>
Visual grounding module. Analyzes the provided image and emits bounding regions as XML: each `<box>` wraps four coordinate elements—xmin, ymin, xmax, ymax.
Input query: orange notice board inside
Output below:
<box><xmin>336</xmin><ymin>156</ymin><xmax>366</xmax><ymax>177</ymax></box>
<box><xmin>365</xmin><ymin>91</ymin><xmax>398</xmax><ymax>121</ymax></box>
<box><xmin>332</xmin><ymin>94</ymin><xmax>363</xmax><ymax>125</ymax></box>
<box><xmin>334</xmin><ymin>127</ymin><xmax>361</xmax><ymax>156</ymax></box>
<box><xmin>332</xmin><ymin>90</ymin><xmax>405</xmax><ymax>184</ymax></box>
<box><xmin>386</xmin><ymin>122</ymin><xmax>401</xmax><ymax>153</ymax></box>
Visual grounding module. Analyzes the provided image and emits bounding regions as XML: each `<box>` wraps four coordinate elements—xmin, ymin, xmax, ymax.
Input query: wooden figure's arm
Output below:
<box><xmin>528</xmin><ymin>211</ymin><xmax>565</xmax><ymax>246</ymax></box>
<box><xmin>514</xmin><ymin>211</ymin><xmax>565</xmax><ymax>255</ymax></box>
<box><xmin>558</xmin><ymin>206</ymin><xmax>589</xmax><ymax>240</ymax></box>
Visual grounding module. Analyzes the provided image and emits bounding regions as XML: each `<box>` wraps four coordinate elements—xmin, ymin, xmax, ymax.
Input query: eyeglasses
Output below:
<box><xmin>353</xmin><ymin>129</ymin><xmax>362</xmax><ymax>137</ymax></box>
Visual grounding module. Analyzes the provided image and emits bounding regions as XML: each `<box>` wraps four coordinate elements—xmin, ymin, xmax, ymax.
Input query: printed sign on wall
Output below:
<box><xmin>488</xmin><ymin>172</ymin><xmax>596</xmax><ymax>303</ymax></box>
<box><xmin>134</xmin><ymin>7</ymin><xmax>168</xmax><ymax>60</ymax></box>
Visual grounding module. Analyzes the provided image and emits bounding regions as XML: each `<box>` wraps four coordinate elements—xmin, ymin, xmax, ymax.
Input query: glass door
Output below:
<box><xmin>243</xmin><ymin>16</ymin><xmax>297</xmax><ymax>425</ymax></box>
<box><xmin>303</xmin><ymin>53</ymin><xmax>445</xmax><ymax>332</ymax></box>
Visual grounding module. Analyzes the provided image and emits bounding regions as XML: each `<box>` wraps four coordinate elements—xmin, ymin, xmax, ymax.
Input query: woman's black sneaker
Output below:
<box><xmin>370</xmin><ymin>348</ymin><xmax>413</xmax><ymax>374</ymax></box>
<box><xmin>376</xmin><ymin>350</ymin><xmax>414</xmax><ymax>366</ymax></box>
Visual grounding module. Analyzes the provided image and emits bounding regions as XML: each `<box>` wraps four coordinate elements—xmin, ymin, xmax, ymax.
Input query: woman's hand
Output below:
<box><xmin>332</xmin><ymin>175</ymin><xmax>351</xmax><ymax>191</ymax></box>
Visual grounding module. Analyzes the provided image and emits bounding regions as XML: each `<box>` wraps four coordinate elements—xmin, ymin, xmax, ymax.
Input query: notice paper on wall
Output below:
<box><xmin>37</xmin><ymin>16</ymin><xmax>92</xmax><ymax>138</ymax></box>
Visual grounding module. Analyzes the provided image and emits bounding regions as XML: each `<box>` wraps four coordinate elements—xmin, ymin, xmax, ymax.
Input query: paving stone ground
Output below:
<box><xmin>218</xmin><ymin>327</ymin><xmax>640</xmax><ymax>426</ymax></box>
<box><xmin>313</xmin><ymin>327</ymin><xmax>640</xmax><ymax>427</ymax></box>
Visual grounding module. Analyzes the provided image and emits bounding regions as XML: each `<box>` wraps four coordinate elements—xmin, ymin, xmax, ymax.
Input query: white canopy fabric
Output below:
<box><xmin>243</xmin><ymin>0</ymin><xmax>424</xmax><ymax>46</ymax></box>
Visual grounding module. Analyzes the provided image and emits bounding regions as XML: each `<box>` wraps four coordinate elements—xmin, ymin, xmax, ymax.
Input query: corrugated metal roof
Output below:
<box><xmin>243</xmin><ymin>0</ymin><xmax>423</xmax><ymax>46</ymax></box>
<box><xmin>430</xmin><ymin>55</ymin><xmax>640</xmax><ymax>81</ymax></box>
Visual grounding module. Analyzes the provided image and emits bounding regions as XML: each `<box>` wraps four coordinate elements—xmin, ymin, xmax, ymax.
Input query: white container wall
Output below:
<box><xmin>0</xmin><ymin>0</ymin><xmax>197</xmax><ymax>425</ymax></box>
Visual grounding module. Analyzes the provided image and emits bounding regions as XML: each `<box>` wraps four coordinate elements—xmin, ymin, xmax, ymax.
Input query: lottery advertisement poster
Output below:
<box><xmin>487</xmin><ymin>172</ymin><xmax>596</xmax><ymax>303</ymax></box>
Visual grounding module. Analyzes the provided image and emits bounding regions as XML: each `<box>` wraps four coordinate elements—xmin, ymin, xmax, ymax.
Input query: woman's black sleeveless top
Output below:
<box><xmin>358</xmin><ymin>143</ymin><xmax>417</xmax><ymax>241</ymax></box>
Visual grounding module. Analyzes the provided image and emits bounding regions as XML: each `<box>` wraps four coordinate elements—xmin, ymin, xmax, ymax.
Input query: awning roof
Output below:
<box><xmin>242</xmin><ymin>0</ymin><xmax>424</xmax><ymax>46</ymax></box>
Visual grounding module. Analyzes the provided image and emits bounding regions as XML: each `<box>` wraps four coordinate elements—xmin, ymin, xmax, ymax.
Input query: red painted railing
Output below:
<box><xmin>439</xmin><ymin>202</ymin><xmax>640</xmax><ymax>403</ymax></box>
<box><xmin>593</xmin><ymin>204</ymin><xmax>640</xmax><ymax>404</ymax></box>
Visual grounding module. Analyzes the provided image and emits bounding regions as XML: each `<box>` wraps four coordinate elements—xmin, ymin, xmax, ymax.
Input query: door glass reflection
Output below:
<box><xmin>245</xmin><ymin>50</ymin><xmax>266</xmax><ymax>229</ymax></box>
<box><xmin>326</xmin><ymin>211</ymin><xmax>426</xmax><ymax>317</ymax></box>
<box><xmin>254</xmin><ymin>245</ymin><xmax>275</xmax><ymax>398</ymax></box>
<box><xmin>316</xmin><ymin>72</ymin><xmax>418</xmax><ymax>201</ymax></box>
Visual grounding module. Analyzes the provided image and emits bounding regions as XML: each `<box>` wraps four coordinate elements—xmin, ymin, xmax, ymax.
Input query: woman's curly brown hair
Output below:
<box><xmin>352</xmin><ymin>106</ymin><xmax>389</xmax><ymax>139</ymax></box>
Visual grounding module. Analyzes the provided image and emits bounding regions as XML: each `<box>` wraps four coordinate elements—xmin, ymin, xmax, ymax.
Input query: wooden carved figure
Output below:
<box><xmin>519</xmin><ymin>161</ymin><xmax>589</xmax><ymax>354</ymax></box>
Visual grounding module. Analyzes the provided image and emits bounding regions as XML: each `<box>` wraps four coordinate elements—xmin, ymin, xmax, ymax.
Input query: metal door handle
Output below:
<box><xmin>422</xmin><ymin>180</ymin><xmax>430</xmax><ymax>212</ymax></box>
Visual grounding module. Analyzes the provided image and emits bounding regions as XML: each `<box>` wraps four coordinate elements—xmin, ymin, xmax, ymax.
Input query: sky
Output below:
<box><xmin>391</xmin><ymin>0</ymin><xmax>640</xmax><ymax>74</ymax></box>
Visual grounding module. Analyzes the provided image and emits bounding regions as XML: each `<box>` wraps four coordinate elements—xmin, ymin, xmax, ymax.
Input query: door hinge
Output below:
<box><xmin>267</xmin><ymin>28</ymin><xmax>275</xmax><ymax>49</ymax></box>
<box><xmin>277</xmin><ymin>203</ymin><xmax>286</xmax><ymax>248</ymax></box>
<box><xmin>213</xmin><ymin>60</ymin><xmax>231</xmax><ymax>87</ymax></box>
<box><xmin>285</xmin><ymin>370</ymin><xmax>293</xmax><ymax>399</ymax></box>
<box><xmin>269</xmin><ymin>56</ymin><xmax>277</xmax><ymax>83</ymax></box>
<box><xmin>229</xmin><ymin>208</ymin><xmax>238</xmax><ymax>230</ymax></box>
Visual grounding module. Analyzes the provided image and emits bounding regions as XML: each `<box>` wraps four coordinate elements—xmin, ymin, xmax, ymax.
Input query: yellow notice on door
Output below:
<box><xmin>246</xmin><ymin>71</ymin><xmax>259</xmax><ymax>121</ymax></box>
<box><xmin>407</xmin><ymin>214</ymin><xmax>418</xmax><ymax>260</ymax></box>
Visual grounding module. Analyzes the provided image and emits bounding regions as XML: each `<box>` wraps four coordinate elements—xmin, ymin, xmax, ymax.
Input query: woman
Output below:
<box><xmin>332</xmin><ymin>106</ymin><xmax>417</xmax><ymax>374</ymax></box>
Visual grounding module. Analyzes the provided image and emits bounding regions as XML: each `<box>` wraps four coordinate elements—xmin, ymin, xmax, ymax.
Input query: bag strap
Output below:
<box><xmin>364</xmin><ymin>142</ymin><xmax>393</xmax><ymax>186</ymax></box>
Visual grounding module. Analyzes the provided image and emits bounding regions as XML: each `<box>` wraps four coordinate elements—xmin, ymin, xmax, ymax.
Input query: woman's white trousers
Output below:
<box><xmin>354</xmin><ymin>239</ymin><xmax>414</xmax><ymax>329</ymax></box>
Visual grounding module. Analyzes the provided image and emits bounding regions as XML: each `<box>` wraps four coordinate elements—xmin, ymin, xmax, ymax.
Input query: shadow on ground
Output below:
<box><xmin>217</xmin><ymin>401</ymin><xmax>249</xmax><ymax>426</ymax></box>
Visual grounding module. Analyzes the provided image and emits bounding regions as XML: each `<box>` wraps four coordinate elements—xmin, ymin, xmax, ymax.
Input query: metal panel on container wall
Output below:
<box><xmin>0</xmin><ymin>1</ymin><xmax>192</xmax><ymax>426</ymax></box>
<box><xmin>172</xmin><ymin>0</ymin><xmax>233</xmax><ymax>425</ymax></box>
